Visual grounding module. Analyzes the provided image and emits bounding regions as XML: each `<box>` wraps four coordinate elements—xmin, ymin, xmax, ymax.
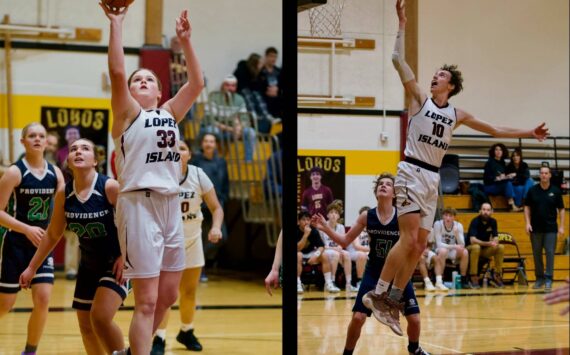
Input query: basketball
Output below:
<box><xmin>103</xmin><ymin>0</ymin><xmax>134</xmax><ymax>9</ymax></box>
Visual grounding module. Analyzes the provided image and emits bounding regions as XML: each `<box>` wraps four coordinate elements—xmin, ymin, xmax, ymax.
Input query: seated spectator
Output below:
<box><xmin>346</xmin><ymin>206</ymin><xmax>371</xmax><ymax>289</ymax></box>
<box><xmin>483</xmin><ymin>143</ymin><xmax>521</xmax><ymax>211</ymax></box>
<box><xmin>233</xmin><ymin>53</ymin><xmax>263</xmax><ymax>93</ymax></box>
<box><xmin>319</xmin><ymin>200</ymin><xmax>357</xmax><ymax>292</ymax></box>
<box><xmin>263</xmin><ymin>148</ymin><xmax>282</xmax><ymax>199</ymax></box>
<box><xmin>466</xmin><ymin>202</ymin><xmax>505</xmax><ymax>288</ymax></box>
<box><xmin>203</xmin><ymin>75</ymin><xmax>256</xmax><ymax>162</ymax></box>
<box><xmin>233</xmin><ymin>53</ymin><xmax>275</xmax><ymax>134</ymax></box>
<box><xmin>506</xmin><ymin>148</ymin><xmax>534</xmax><ymax>209</ymax></box>
<box><xmin>259</xmin><ymin>47</ymin><xmax>282</xmax><ymax>118</ymax></box>
<box><xmin>297</xmin><ymin>211</ymin><xmax>329</xmax><ymax>294</ymax></box>
<box><xmin>433</xmin><ymin>207</ymin><xmax>470</xmax><ymax>288</ymax></box>
<box><xmin>417</xmin><ymin>231</ymin><xmax>444</xmax><ymax>291</ymax></box>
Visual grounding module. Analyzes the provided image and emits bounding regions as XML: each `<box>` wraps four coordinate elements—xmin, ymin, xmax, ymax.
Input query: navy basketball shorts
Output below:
<box><xmin>353</xmin><ymin>270</ymin><xmax>420</xmax><ymax>316</ymax></box>
<box><xmin>72</xmin><ymin>263</ymin><xmax>130</xmax><ymax>311</ymax></box>
<box><xmin>0</xmin><ymin>232</ymin><xmax>54</xmax><ymax>293</ymax></box>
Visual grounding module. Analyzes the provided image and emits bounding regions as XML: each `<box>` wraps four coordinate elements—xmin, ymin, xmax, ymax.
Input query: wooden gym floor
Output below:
<box><xmin>298</xmin><ymin>283</ymin><xmax>570</xmax><ymax>355</ymax></box>
<box><xmin>0</xmin><ymin>271</ymin><xmax>281</xmax><ymax>355</ymax></box>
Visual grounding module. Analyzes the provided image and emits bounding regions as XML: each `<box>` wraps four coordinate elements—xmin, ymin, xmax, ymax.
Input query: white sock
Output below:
<box><xmin>155</xmin><ymin>329</ymin><xmax>166</xmax><ymax>340</ymax></box>
<box><xmin>297</xmin><ymin>277</ymin><xmax>301</xmax><ymax>284</ymax></box>
<box><xmin>375</xmin><ymin>279</ymin><xmax>390</xmax><ymax>295</ymax></box>
<box><xmin>180</xmin><ymin>323</ymin><xmax>194</xmax><ymax>332</ymax></box>
<box><xmin>424</xmin><ymin>277</ymin><xmax>432</xmax><ymax>285</ymax></box>
<box><xmin>345</xmin><ymin>275</ymin><xmax>352</xmax><ymax>286</ymax></box>
<box><xmin>436</xmin><ymin>275</ymin><xmax>443</xmax><ymax>284</ymax></box>
<box><xmin>324</xmin><ymin>272</ymin><xmax>332</xmax><ymax>284</ymax></box>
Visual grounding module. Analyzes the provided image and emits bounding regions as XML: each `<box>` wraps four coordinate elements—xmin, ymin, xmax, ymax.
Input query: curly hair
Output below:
<box><xmin>440</xmin><ymin>64</ymin><xmax>463</xmax><ymax>98</ymax></box>
<box><xmin>488</xmin><ymin>143</ymin><xmax>509</xmax><ymax>160</ymax></box>
<box><xmin>372</xmin><ymin>172</ymin><xmax>395</xmax><ymax>195</ymax></box>
<box><xmin>326</xmin><ymin>199</ymin><xmax>344</xmax><ymax>214</ymax></box>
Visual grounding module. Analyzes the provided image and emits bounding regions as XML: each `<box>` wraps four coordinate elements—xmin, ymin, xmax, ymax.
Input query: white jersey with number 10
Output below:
<box><xmin>405</xmin><ymin>98</ymin><xmax>457</xmax><ymax>168</ymax></box>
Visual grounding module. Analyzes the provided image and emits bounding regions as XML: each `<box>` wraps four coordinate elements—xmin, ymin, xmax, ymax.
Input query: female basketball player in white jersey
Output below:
<box><xmin>0</xmin><ymin>122</ymin><xmax>65</xmax><ymax>355</ymax></box>
<box><xmin>20</xmin><ymin>138</ymin><xmax>127</xmax><ymax>355</ymax></box>
<box><xmin>364</xmin><ymin>0</ymin><xmax>550</xmax><ymax>335</ymax></box>
<box><xmin>100</xmin><ymin>3</ymin><xmax>204</xmax><ymax>354</ymax></box>
<box><xmin>151</xmin><ymin>140</ymin><xmax>223</xmax><ymax>354</ymax></box>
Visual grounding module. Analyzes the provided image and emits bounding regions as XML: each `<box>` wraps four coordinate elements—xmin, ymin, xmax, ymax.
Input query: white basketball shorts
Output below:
<box><xmin>395</xmin><ymin>160</ymin><xmax>440</xmax><ymax>231</ymax></box>
<box><xmin>117</xmin><ymin>190</ymin><xmax>185</xmax><ymax>278</ymax></box>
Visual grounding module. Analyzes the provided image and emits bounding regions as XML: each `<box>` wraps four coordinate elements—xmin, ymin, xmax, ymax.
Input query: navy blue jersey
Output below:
<box><xmin>10</xmin><ymin>159</ymin><xmax>57</xmax><ymax>246</ymax></box>
<box><xmin>64</xmin><ymin>174</ymin><xmax>120</xmax><ymax>270</ymax></box>
<box><xmin>364</xmin><ymin>206</ymin><xmax>400</xmax><ymax>279</ymax></box>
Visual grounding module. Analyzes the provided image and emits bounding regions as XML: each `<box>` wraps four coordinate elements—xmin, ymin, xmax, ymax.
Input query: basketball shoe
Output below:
<box><xmin>362</xmin><ymin>291</ymin><xmax>403</xmax><ymax>336</ymax></box>
<box><xmin>150</xmin><ymin>336</ymin><xmax>165</xmax><ymax>355</ymax></box>
<box><xmin>176</xmin><ymin>329</ymin><xmax>203</xmax><ymax>351</ymax></box>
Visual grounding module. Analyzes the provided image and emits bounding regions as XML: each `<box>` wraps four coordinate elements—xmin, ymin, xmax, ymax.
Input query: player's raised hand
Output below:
<box><xmin>99</xmin><ymin>1</ymin><xmax>129</xmax><ymax>21</ymax></box>
<box><xmin>175</xmin><ymin>10</ymin><xmax>192</xmax><ymax>41</ymax></box>
<box><xmin>532</xmin><ymin>122</ymin><xmax>549</xmax><ymax>142</ymax></box>
<box><xmin>396</xmin><ymin>0</ymin><xmax>407</xmax><ymax>25</ymax></box>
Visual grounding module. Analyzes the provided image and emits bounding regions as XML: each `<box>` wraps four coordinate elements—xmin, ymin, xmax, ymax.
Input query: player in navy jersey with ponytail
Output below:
<box><xmin>0</xmin><ymin>122</ymin><xmax>65</xmax><ymax>355</ymax></box>
<box><xmin>20</xmin><ymin>138</ymin><xmax>127</xmax><ymax>355</ymax></box>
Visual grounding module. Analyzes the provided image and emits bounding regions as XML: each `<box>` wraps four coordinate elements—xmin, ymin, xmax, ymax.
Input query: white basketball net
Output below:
<box><xmin>308</xmin><ymin>0</ymin><xmax>346</xmax><ymax>38</ymax></box>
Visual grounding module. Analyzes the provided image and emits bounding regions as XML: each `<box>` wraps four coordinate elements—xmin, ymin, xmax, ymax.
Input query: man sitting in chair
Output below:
<box><xmin>297</xmin><ymin>211</ymin><xmax>330</xmax><ymax>294</ymax></box>
<box><xmin>466</xmin><ymin>202</ymin><xmax>505</xmax><ymax>288</ymax></box>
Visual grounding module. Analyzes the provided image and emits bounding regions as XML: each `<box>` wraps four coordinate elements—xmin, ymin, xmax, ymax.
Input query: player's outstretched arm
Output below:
<box><xmin>100</xmin><ymin>2</ymin><xmax>140</xmax><ymax>138</ymax></box>
<box><xmin>265</xmin><ymin>230</ymin><xmax>283</xmax><ymax>296</ymax></box>
<box><xmin>163</xmin><ymin>10</ymin><xmax>205</xmax><ymax>122</ymax></box>
<box><xmin>456</xmin><ymin>110</ymin><xmax>549</xmax><ymax>141</ymax></box>
<box><xmin>392</xmin><ymin>0</ymin><xmax>426</xmax><ymax>108</ymax></box>
<box><xmin>19</xmin><ymin>187</ymin><xmax>67</xmax><ymax>289</ymax></box>
<box><xmin>312</xmin><ymin>212</ymin><xmax>366</xmax><ymax>248</ymax></box>
<box><xmin>544</xmin><ymin>278</ymin><xmax>570</xmax><ymax>315</ymax></box>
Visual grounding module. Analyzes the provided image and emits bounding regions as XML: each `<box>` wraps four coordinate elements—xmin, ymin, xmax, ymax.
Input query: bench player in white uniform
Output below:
<box><xmin>0</xmin><ymin>123</ymin><xmax>65</xmax><ymax>355</ymax></box>
<box><xmin>100</xmin><ymin>4</ymin><xmax>204</xmax><ymax>354</ymax></box>
<box><xmin>152</xmin><ymin>140</ymin><xmax>223</xmax><ymax>354</ymax></box>
<box><xmin>365</xmin><ymin>0</ymin><xmax>550</xmax><ymax>335</ymax></box>
<box><xmin>433</xmin><ymin>207</ymin><xmax>469</xmax><ymax>288</ymax></box>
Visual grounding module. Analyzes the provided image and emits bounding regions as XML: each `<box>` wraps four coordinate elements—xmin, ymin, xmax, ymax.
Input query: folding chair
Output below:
<box><xmin>300</xmin><ymin>258</ymin><xmax>324</xmax><ymax>291</ymax></box>
<box><xmin>497</xmin><ymin>232</ymin><xmax>528</xmax><ymax>286</ymax></box>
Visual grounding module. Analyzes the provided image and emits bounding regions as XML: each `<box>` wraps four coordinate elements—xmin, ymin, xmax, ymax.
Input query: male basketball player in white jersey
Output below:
<box><xmin>100</xmin><ymin>3</ymin><xmax>204</xmax><ymax>354</ymax></box>
<box><xmin>364</xmin><ymin>0</ymin><xmax>549</xmax><ymax>335</ymax></box>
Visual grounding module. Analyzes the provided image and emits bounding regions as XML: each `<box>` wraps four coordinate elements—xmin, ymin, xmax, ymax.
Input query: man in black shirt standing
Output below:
<box><xmin>297</xmin><ymin>211</ymin><xmax>333</xmax><ymax>294</ymax></box>
<box><xmin>524</xmin><ymin>165</ymin><xmax>565</xmax><ymax>291</ymax></box>
<box><xmin>466</xmin><ymin>202</ymin><xmax>505</xmax><ymax>288</ymax></box>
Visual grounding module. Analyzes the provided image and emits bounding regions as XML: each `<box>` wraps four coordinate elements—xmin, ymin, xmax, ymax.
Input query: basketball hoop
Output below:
<box><xmin>308</xmin><ymin>0</ymin><xmax>346</xmax><ymax>38</ymax></box>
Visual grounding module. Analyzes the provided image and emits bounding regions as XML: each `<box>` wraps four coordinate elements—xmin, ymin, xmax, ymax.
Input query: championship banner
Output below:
<box><xmin>297</xmin><ymin>155</ymin><xmax>345</xmax><ymax>220</ymax></box>
<box><xmin>41</xmin><ymin>106</ymin><xmax>109</xmax><ymax>176</ymax></box>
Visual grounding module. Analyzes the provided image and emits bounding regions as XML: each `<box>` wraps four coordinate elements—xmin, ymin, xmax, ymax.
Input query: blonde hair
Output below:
<box><xmin>21</xmin><ymin>122</ymin><xmax>46</xmax><ymax>138</ymax></box>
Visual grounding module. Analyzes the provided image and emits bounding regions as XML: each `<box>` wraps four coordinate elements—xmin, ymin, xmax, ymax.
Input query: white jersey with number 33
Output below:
<box><xmin>404</xmin><ymin>98</ymin><xmax>457</xmax><ymax>168</ymax></box>
<box><xmin>114</xmin><ymin>108</ymin><xmax>181</xmax><ymax>194</ymax></box>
